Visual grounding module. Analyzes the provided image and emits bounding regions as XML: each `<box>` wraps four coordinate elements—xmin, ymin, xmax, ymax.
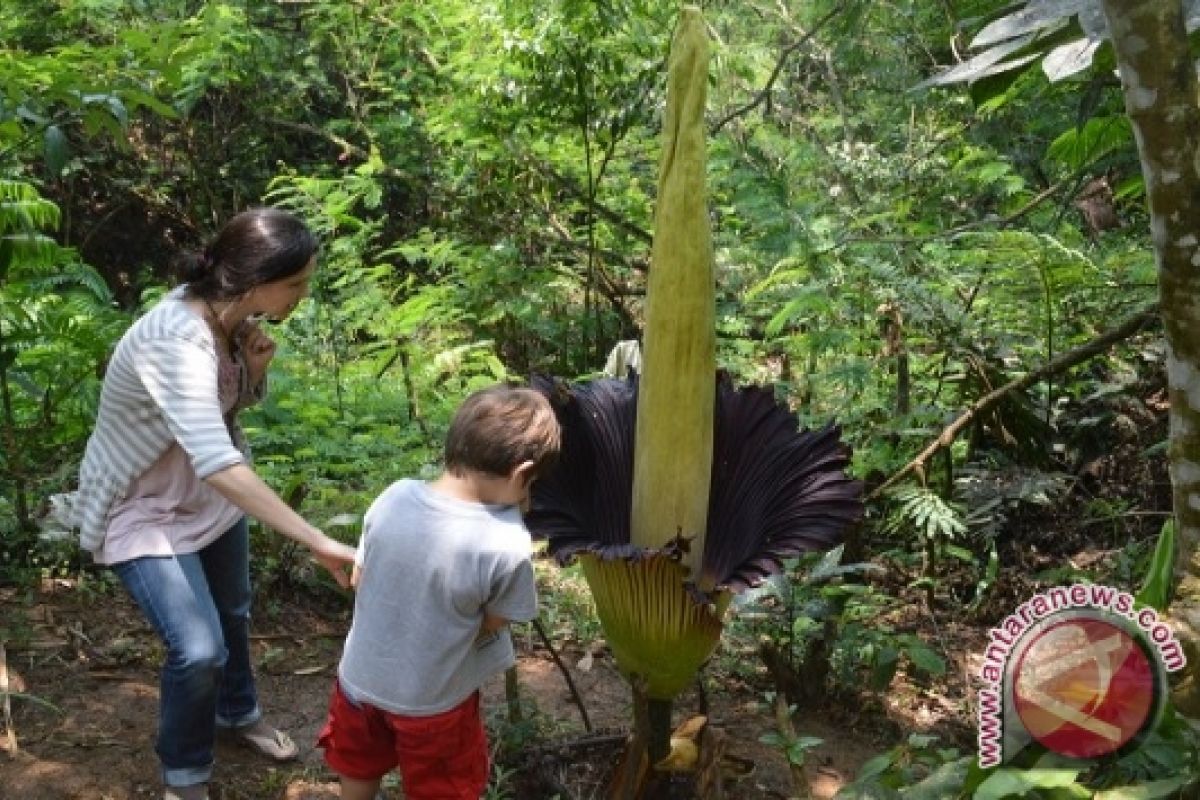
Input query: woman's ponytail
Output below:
<box><xmin>174</xmin><ymin>250</ymin><xmax>214</xmax><ymax>288</ymax></box>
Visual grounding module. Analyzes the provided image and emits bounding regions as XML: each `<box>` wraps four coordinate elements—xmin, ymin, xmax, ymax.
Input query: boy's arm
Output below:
<box><xmin>481</xmin><ymin>554</ymin><xmax>538</xmax><ymax>634</ymax></box>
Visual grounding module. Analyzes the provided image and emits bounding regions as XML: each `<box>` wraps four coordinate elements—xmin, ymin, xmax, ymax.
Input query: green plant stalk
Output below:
<box><xmin>630</xmin><ymin>5</ymin><xmax>715</xmax><ymax>585</ymax></box>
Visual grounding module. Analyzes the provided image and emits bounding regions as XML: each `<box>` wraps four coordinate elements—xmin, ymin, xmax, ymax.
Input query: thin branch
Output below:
<box><xmin>833</xmin><ymin>181</ymin><xmax>1066</xmax><ymax>249</ymax></box>
<box><xmin>527</xmin><ymin>158</ymin><xmax>653</xmax><ymax>245</ymax></box>
<box><xmin>535</xmin><ymin>213</ymin><xmax>640</xmax><ymax>337</ymax></box>
<box><xmin>532</xmin><ymin>618</ymin><xmax>593</xmax><ymax>732</ymax></box>
<box><xmin>869</xmin><ymin>304</ymin><xmax>1160</xmax><ymax>500</ymax></box>
<box><xmin>535</xmin><ymin>219</ymin><xmax>647</xmax><ymax>276</ymax></box>
<box><xmin>273</xmin><ymin>120</ymin><xmax>415</xmax><ymax>182</ymax></box>
<box><xmin>528</xmin><ymin>730</ymin><xmax>627</xmax><ymax>756</ymax></box>
<box><xmin>711</xmin><ymin>2</ymin><xmax>848</xmax><ymax>134</ymax></box>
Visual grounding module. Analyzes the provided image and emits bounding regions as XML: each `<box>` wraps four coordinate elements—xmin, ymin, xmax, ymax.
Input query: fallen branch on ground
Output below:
<box><xmin>869</xmin><ymin>304</ymin><xmax>1159</xmax><ymax>501</ymax></box>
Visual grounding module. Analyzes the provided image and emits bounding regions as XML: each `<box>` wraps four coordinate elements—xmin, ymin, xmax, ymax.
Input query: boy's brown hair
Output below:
<box><xmin>444</xmin><ymin>386</ymin><xmax>560</xmax><ymax>478</ymax></box>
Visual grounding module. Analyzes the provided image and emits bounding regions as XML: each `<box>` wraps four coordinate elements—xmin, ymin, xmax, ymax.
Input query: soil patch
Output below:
<box><xmin>0</xmin><ymin>579</ymin><xmax>899</xmax><ymax>799</ymax></box>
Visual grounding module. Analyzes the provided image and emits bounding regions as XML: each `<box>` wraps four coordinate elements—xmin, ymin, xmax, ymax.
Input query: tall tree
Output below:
<box><xmin>922</xmin><ymin>0</ymin><xmax>1200</xmax><ymax>715</ymax></box>
<box><xmin>1098</xmin><ymin>0</ymin><xmax>1200</xmax><ymax>714</ymax></box>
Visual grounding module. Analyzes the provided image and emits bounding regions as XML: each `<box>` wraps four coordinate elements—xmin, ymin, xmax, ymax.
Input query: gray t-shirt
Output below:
<box><xmin>338</xmin><ymin>479</ymin><xmax>538</xmax><ymax>715</ymax></box>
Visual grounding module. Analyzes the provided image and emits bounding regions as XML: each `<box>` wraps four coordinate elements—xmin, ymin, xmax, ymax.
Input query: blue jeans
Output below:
<box><xmin>113</xmin><ymin>518</ymin><xmax>261</xmax><ymax>787</ymax></box>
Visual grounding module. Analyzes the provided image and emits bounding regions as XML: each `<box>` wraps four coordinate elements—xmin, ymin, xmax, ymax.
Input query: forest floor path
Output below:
<box><xmin>0</xmin><ymin>576</ymin><xmax>954</xmax><ymax>800</ymax></box>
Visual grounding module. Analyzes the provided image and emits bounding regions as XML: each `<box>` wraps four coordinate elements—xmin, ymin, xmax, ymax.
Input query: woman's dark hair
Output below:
<box><xmin>175</xmin><ymin>208</ymin><xmax>318</xmax><ymax>299</ymax></box>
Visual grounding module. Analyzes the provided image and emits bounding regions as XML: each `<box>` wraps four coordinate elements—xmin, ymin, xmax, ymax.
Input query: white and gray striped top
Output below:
<box><xmin>77</xmin><ymin>286</ymin><xmax>247</xmax><ymax>554</ymax></box>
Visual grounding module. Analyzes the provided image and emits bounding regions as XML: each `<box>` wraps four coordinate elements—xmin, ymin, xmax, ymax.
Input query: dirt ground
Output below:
<box><xmin>0</xmin><ymin>576</ymin><xmax>919</xmax><ymax>800</ymax></box>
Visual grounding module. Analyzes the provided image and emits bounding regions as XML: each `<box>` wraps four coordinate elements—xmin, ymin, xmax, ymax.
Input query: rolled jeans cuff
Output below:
<box><xmin>163</xmin><ymin>763</ymin><xmax>213</xmax><ymax>788</ymax></box>
<box><xmin>215</xmin><ymin>705</ymin><xmax>263</xmax><ymax>730</ymax></box>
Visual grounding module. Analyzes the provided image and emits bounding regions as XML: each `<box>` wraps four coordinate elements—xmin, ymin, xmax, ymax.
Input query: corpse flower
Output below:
<box><xmin>525</xmin><ymin>7</ymin><xmax>862</xmax><ymax>790</ymax></box>
<box><xmin>527</xmin><ymin>372</ymin><xmax>863</xmax><ymax>695</ymax></box>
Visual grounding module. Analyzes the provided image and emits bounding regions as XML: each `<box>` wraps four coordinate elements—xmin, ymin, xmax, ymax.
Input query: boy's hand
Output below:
<box><xmin>481</xmin><ymin>612</ymin><xmax>509</xmax><ymax>634</ymax></box>
<box><xmin>350</xmin><ymin>563</ymin><xmax>363</xmax><ymax>589</ymax></box>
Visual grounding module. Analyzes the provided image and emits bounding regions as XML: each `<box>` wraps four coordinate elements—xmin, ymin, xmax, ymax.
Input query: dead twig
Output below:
<box><xmin>532</xmin><ymin>618</ymin><xmax>593</xmax><ymax>732</ymax></box>
<box><xmin>529</xmin><ymin>730</ymin><xmax>628</xmax><ymax>757</ymax></box>
<box><xmin>43</xmin><ymin>736</ymin><xmax>132</xmax><ymax>750</ymax></box>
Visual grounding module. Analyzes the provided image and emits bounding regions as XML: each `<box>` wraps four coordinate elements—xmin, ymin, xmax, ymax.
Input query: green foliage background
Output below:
<box><xmin>0</xmin><ymin>1</ymin><xmax>1185</xmax><ymax>794</ymax></box>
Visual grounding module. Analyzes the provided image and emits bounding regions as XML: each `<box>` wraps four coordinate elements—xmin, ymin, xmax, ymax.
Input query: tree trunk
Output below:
<box><xmin>1099</xmin><ymin>0</ymin><xmax>1200</xmax><ymax>714</ymax></box>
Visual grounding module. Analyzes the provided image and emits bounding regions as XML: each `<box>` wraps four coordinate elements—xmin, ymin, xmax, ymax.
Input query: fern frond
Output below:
<box><xmin>884</xmin><ymin>484</ymin><xmax>966</xmax><ymax>543</ymax></box>
<box><xmin>23</xmin><ymin>262</ymin><xmax>114</xmax><ymax>303</ymax></box>
<box><xmin>0</xmin><ymin>181</ymin><xmax>61</xmax><ymax>231</ymax></box>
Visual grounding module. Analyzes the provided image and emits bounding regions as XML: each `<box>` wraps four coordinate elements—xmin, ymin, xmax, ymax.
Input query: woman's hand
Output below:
<box><xmin>205</xmin><ymin>464</ymin><xmax>357</xmax><ymax>589</ymax></box>
<box><xmin>239</xmin><ymin>323</ymin><xmax>277</xmax><ymax>387</ymax></box>
<box><xmin>311</xmin><ymin>536</ymin><xmax>356</xmax><ymax>588</ymax></box>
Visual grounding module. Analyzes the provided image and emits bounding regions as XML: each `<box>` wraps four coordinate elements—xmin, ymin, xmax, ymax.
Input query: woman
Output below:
<box><xmin>76</xmin><ymin>208</ymin><xmax>356</xmax><ymax>800</ymax></box>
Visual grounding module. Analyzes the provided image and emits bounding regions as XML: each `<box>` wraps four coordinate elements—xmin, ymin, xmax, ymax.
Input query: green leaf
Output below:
<box><xmin>83</xmin><ymin>93</ymin><xmax>128</xmax><ymax>128</ymax></box>
<box><xmin>1136</xmin><ymin>520</ymin><xmax>1176</xmax><ymax>612</ymax></box>
<box><xmin>903</xmin><ymin>640</ymin><xmax>946</xmax><ymax>677</ymax></box>
<box><xmin>138</xmin><ymin>91</ymin><xmax>178</xmax><ymax>118</ymax></box>
<box><xmin>10</xmin><ymin>691</ymin><xmax>63</xmax><ymax>713</ymax></box>
<box><xmin>0</xmin><ymin>238</ymin><xmax>12</xmax><ymax>282</ymax></box>
<box><xmin>1046</xmin><ymin>116</ymin><xmax>1132</xmax><ymax>172</ymax></box>
<box><xmin>1093</xmin><ymin>777</ymin><xmax>1194</xmax><ymax>800</ymax></box>
<box><xmin>899</xmin><ymin>756</ymin><xmax>972</xmax><ymax>799</ymax></box>
<box><xmin>944</xmin><ymin>544</ymin><xmax>974</xmax><ymax>564</ymax></box>
<box><xmin>856</xmin><ymin>752</ymin><xmax>896</xmax><ymax>781</ymax></box>
<box><xmin>765</xmin><ymin>289</ymin><xmax>831</xmax><ymax>338</ymax></box>
<box><xmin>786</xmin><ymin>736</ymin><xmax>823</xmax><ymax>764</ymax></box>
<box><xmin>759</xmin><ymin>731</ymin><xmax>787</xmax><ymax>748</ymax></box>
<box><xmin>974</xmin><ymin>765</ymin><xmax>1086</xmax><ymax>800</ymax></box>
<box><xmin>970</xmin><ymin>540</ymin><xmax>1000</xmax><ymax>612</ymax></box>
<box><xmin>43</xmin><ymin>125</ymin><xmax>70</xmax><ymax>176</ymax></box>
<box><xmin>870</xmin><ymin>645</ymin><xmax>900</xmax><ymax>690</ymax></box>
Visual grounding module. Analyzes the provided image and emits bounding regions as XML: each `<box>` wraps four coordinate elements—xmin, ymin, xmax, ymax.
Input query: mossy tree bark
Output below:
<box><xmin>1099</xmin><ymin>0</ymin><xmax>1200</xmax><ymax>713</ymax></box>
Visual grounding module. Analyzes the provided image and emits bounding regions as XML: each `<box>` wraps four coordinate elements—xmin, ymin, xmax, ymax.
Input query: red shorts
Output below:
<box><xmin>317</xmin><ymin>680</ymin><xmax>488</xmax><ymax>799</ymax></box>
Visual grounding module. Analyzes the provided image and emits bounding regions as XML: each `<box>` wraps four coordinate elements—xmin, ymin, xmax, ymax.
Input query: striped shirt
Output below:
<box><xmin>77</xmin><ymin>286</ymin><xmax>250</xmax><ymax>555</ymax></box>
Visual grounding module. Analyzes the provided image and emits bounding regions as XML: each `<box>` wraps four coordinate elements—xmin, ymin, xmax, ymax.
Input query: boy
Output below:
<box><xmin>318</xmin><ymin>385</ymin><xmax>561</xmax><ymax>800</ymax></box>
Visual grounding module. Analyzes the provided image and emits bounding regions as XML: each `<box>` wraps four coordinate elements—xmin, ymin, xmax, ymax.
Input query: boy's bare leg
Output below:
<box><xmin>338</xmin><ymin>776</ymin><xmax>382</xmax><ymax>800</ymax></box>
